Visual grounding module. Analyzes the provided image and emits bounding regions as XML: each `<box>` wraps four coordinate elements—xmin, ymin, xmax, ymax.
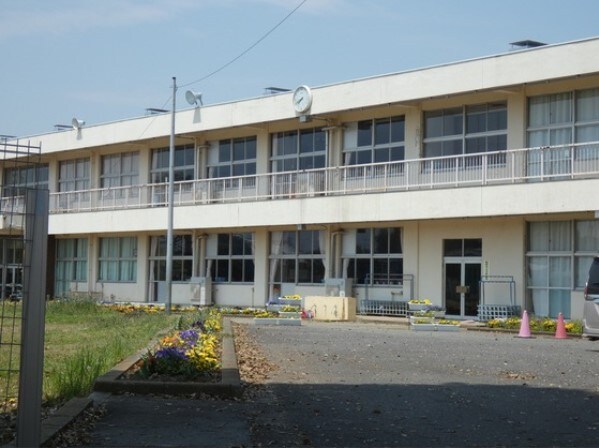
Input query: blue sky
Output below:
<box><xmin>2</xmin><ymin>0</ymin><xmax>599</xmax><ymax>138</ymax></box>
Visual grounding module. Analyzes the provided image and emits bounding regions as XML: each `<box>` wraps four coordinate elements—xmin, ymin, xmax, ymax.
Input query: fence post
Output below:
<box><xmin>16</xmin><ymin>188</ymin><xmax>49</xmax><ymax>448</ymax></box>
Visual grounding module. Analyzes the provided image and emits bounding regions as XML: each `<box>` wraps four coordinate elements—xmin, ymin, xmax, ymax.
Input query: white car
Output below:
<box><xmin>583</xmin><ymin>257</ymin><xmax>599</xmax><ymax>340</ymax></box>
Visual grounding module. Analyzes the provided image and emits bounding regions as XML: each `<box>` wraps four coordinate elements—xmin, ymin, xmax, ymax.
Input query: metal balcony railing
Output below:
<box><xmin>41</xmin><ymin>141</ymin><xmax>599</xmax><ymax>214</ymax></box>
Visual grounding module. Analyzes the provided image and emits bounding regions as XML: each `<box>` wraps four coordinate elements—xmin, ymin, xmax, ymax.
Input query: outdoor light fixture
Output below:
<box><xmin>72</xmin><ymin>118</ymin><xmax>85</xmax><ymax>130</ymax></box>
<box><xmin>185</xmin><ymin>90</ymin><xmax>203</xmax><ymax>107</ymax></box>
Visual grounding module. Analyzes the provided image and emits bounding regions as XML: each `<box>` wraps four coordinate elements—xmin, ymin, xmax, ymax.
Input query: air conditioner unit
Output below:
<box><xmin>190</xmin><ymin>276</ymin><xmax>212</xmax><ymax>306</ymax></box>
<box><xmin>324</xmin><ymin>278</ymin><xmax>353</xmax><ymax>297</ymax></box>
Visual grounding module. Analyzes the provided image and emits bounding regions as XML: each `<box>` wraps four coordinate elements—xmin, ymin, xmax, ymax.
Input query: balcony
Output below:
<box><xmin>47</xmin><ymin>141</ymin><xmax>599</xmax><ymax>214</ymax></box>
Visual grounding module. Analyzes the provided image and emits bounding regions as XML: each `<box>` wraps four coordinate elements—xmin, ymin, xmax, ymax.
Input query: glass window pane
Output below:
<box><xmin>549</xmin><ymin>257</ymin><xmax>570</xmax><ymax>287</ymax></box>
<box><xmin>281</xmin><ymin>259</ymin><xmax>295</xmax><ymax>282</ymax></box>
<box><xmin>357</xmin><ymin>120</ymin><xmax>372</xmax><ymax>147</ymax></box>
<box><xmin>298</xmin><ymin>231</ymin><xmax>313</xmax><ymax>255</ymax></box>
<box><xmin>389</xmin><ymin>228</ymin><xmax>402</xmax><ymax>253</ymax></box>
<box><xmin>219</xmin><ymin>142</ymin><xmax>231</xmax><ymax>162</ymax></box>
<box><xmin>218</xmin><ymin>234</ymin><xmax>229</xmax><ymax>255</ymax></box>
<box><xmin>231</xmin><ymin>234</ymin><xmax>244</xmax><ymax>255</ymax></box>
<box><xmin>375</xmin><ymin>118</ymin><xmax>391</xmax><ymax>145</ymax></box>
<box><xmin>374</xmin><ymin>148</ymin><xmax>389</xmax><ymax>163</ymax></box>
<box><xmin>356</xmin><ymin>259</ymin><xmax>370</xmax><ymax>284</ymax></box>
<box><xmin>356</xmin><ymin>229</ymin><xmax>371</xmax><ymax>254</ymax></box>
<box><xmin>577</xmin><ymin>88</ymin><xmax>599</xmax><ymax>122</ymax></box>
<box><xmin>424</xmin><ymin>111</ymin><xmax>444</xmax><ymax>138</ymax></box>
<box><xmin>529</xmin><ymin>222</ymin><xmax>549</xmax><ymax>251</ymax></box>
<box><xmin>233</xmin><ymin>140</ymin><xmax>245</xmax><ymax>161</ymax></box>
<box><xmin>298</xmin><ymin>259</ymin><xmax>311</xmax><ymax>283</ymax></box>
<box><xmin>231</xmin><ymin>259</ymin><xmax>243</xmax><ymax>282</ymax></box>
<box><xmin>528</xmin><ymin>256</ymin><xmax>548</xmax><ymax>287</ymax></box>
<box><xmin>390</xmin><ymin>146</ymin><xmax>404</xmax><ymax>161</ymax></box>
<box><xmin>390</xmin><ymin>116</ymin><xmax>405</xmax><ymax>142</ymax></box>
<box><xmin>373</xmin><ymin>259</ymin><xmax>388</xmax><ymax>281</ymax></box>
<box><xmin>281</xmin><ymin>232</ymin><xmax>296</xmax><ymax>255</ymax></box>
<box><xmin>444</xmin><ymin>239</ymin><xmax>463</xmax><ymax>256</ymax></box>
<box><xmin>464</xmin><ymin>239</ymin><xmax>482</xmax><ymax>256</ymax></box>
<box><xmin>313</xmin><ymin>259</ymin><xmax>325</xmax><ymax>283</ymax></box>
<box><xmin>300</xmin><ymin>130</ymin><xmax>314</xmax><ymax>153</ymax></box>
<box><xmin>576</xmin><ymin>221</ymin><xmax>599</xmax><ymax>251</ymax></box>
<box><xmin>444</xmin><ymin>108</ymin><xmax>463</xmax><ymax>135</ymax></box>
<box><xmin>246</xmin><ymin>138</ymin><xmax>257</xmax><ymax>159</ymax></box>
<box><xmin>389</xmin><ymin>258</ymin><xmax>403</xmax><ymax>283</ymax></box>
<box><xmin>549</xmin><ymin>221</ymin><xmax>571</xmax><ymax>251</ymax></box>
<box><xmin>576</xmin><ymin>256</ymin><xmax>594</xmax><ymax>288</ymax></box>
<box><xmin>216</xmin><ymin>260</ymin><xmax>228</xmax><ymax>282</ymax></box>
<box><xmin>373</xmin><ymin>228</ymin><xmax>389</xmax><ymax>254</ymax></box>
<box><xmin>244</xmin><ymin>260</ymin><xmax>254</xmax><ymax>282</ymax></box>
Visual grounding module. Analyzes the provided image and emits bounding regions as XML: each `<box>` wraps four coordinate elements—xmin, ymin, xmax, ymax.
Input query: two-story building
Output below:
<box><xmin>4</xmin><ymin>37</ymin><xmax>599</xmax><ymax>320</ymax></box>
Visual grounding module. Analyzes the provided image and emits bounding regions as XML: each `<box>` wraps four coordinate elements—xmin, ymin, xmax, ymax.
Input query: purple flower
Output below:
<box><xmin>155</xmin><ymin>346</ymin><xmax>187</xmax><ymax>360</ymax></box>
<box><xmin>179</xmin><ymin>329</ymin><xmax>199</xmax><ymax>344</ymax></box>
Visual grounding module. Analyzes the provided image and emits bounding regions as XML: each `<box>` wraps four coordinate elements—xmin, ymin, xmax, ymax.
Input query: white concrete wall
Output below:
<box><xmin>416</xmin><ymin>218</ymin><xmax>525</xmax><ymax>309</ymax></box>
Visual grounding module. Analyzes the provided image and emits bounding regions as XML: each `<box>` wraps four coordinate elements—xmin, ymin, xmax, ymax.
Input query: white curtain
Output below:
<box><xmin>269</xmin><ymin>232</ymin><xmax>283</xmax><ymax>297</ymax></box>
<box><xmin>318</xmin><ymin>230</ymin><xmax>327</xmax><ymax>279</ymax></box>
<box><xmin>148</xmin><ymin>237</ymin><xmax>158</xmax><ymax>302</ymax></box>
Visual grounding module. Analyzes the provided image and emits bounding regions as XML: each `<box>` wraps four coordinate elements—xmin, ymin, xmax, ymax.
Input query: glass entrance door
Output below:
<box><xmin>443</xmin><ymin>239</ymin><xmax>482</xmax><ymax>317</ymax></box>
<box><xmin>445</xmin><ymin>261</ymin><xmax>481</xmax><ymax>317</ymax></box>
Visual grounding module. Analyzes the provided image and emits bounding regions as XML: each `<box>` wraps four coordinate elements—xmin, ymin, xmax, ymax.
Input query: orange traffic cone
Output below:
<box><xmin>555</xmin><ymin>312</ymin><xmax>568</xmax><ymax>339</ymax></box>
<box><xmin>516</xmin><ymin>310</ymin><xmax>533</xmax><ymax>338</ymax></box>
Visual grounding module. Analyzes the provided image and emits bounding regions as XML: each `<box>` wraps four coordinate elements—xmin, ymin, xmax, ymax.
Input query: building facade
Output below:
<box><xmin>4</xmin><ymin>37</ymin><xmax>599</xmax><ymax>319</ymax></box>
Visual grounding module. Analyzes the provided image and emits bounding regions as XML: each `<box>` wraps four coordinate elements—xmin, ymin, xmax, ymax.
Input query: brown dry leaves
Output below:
<box><xmin>233</xmin><ymin>322</ymin><xmax>278</xmax><ymax>384</ymax></box>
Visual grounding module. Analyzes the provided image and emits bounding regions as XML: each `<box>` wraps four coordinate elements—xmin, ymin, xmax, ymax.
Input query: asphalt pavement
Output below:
<box><xmin>83</xmin><ymin>320</ymin><xmax>599</xmax><ymax>447</ymax></box>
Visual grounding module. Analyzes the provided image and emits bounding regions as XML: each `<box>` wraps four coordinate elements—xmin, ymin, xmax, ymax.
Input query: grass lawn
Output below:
<box><xmin>0</xmin><ymin>299</ymin><xmax>181</xmax><ymax>406</ymax></box>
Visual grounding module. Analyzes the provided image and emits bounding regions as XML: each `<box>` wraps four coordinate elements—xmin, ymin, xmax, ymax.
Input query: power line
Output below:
<box><xmin>179</xmin><ymin>0</ymin><xmax>308</xmax><ymax>89</ymax></box>
<box><xmin>139</xmin><ymin>1</ymin><xmax>307</xmax><ymax>139</ymax></box>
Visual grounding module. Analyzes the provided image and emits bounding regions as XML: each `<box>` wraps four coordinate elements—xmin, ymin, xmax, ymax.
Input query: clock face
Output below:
<box><xmin>293</xmin><ymin>85</ymin><xmax>312</xmax><ymax>113</ymax></box>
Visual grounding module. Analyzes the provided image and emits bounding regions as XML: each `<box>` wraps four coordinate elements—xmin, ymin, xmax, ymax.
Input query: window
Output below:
<box><xmin>148</xmin><ymin>235</ymin><xmax>193</xmax><ymax>282</ymax></box>
<box><xmin>151</xmin><ymin>144</ymin><xmax>195</xmax><ymax>183</ymax></box>
<box><xmin>346</xmin><ymin>227</ymin><xmax>403</xmax><ymax>285</ymax></box>
<box><xmin>209</xmin><ymin>233</ymin><xmax>254</xmax><ymax>283</ymax></box>
<box><xmin>423</xmin><ymin>103</ymin><xmax>507</xmax><ymax>159</ymax></box>
<box><xmin>270</xmin><ymin>230</ymin><xmax>325</xmax><ymax>284</ymax></box>
<box><xmin>100</xmin><ymin>152</ymin><xmax>139</xmax><ymax>188</ymax></box>
<box><xmin>344</xmin><ymin>116</ymin><xmax>405</xmax><ymax>165</ymax></box>
<box><xmin>575</xmin><ymin>220</ymin><xmax>599</xmax><ymax>288</ymax></box>
<box><xmin>209</xmin><ymin>137</ymin><xmax>256</xmax><ymax>178</ymax></box>
<box><xmin>527</xmin><ymin>88</ymin><xmax>599</xmax><ymax>163</ymax></box>
<box><xmin>0</xmin><ymin>238</ymin><xmax>23</xmax><ymax>299</ymax></box>
<box><xmin>271</xmin><ymin>128</ymin><xmax>326</xmax><ymax>172</ymax></box>
<box><xmin>58</xmin><ymin>158</ymin><xmax>90</xmax><ymax>192</ymax></box>
<box><xmin>55</xmin><ymin>238</ymin><xmax>88</xmax><ymax>296</ymax></box>
<box><xmin>98</xmin><ymin>237</ymin><xmax>137</xmax><ymax>282</ymax></box>
<box><xmin>526</xmin><ymin>221</ymin><xmax>574</xmax><ymax>318</ymax></box>
<box><xmin>2</xmin><ymin>164</ymin><xmax>49</xmax><ymax>197</ymax></box>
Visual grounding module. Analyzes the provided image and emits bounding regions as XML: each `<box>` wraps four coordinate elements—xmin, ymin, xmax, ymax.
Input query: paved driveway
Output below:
<box><xmin>89</xmin><ymin>320</ymin><xmax>599</xmax><ymax>447</ymax></box>
<box><xmin>246</xmin><ymin>321</ymin><xmax>599</xmax><ymax>447</ymax></box>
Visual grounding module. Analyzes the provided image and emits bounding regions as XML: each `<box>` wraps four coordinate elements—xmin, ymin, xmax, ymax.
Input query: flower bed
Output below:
<box><xmin>486</xmin><ymin>316</ymin><xmax>583</xmax><ymax>334</ymax></box>
<box><xmin>93</xmin><ymin>312</ymin><xmax>241</xmax><ymax>397</ymax></box>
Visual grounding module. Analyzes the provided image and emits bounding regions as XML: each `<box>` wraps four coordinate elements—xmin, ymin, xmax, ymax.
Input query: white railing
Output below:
<box><xmin>47</xmin><ymin>141</ymin><xmax>599</xmax><ymax>214</ymax></box>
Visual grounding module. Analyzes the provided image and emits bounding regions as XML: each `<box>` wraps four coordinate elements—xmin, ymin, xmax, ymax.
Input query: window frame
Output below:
<box><xmin>271</xmin><ymin>128</ymin><xmax>326</xmax><ymax>172</ymax></box>
<box><xmin>148</xmin><ymin>234</ymin><xmax>193</xmax><ymax>283</ymax></box>
<box><xmin>423</xmin><ymin>103</ymin><xmax>508</xmax><ymax>163</ymax></box>
<box><xmin>343</xmin><ymin>115</ymin><xmax>406</xmax><ymax>166</ymax></box>
<box><xmin>270</xmin><ymin>230</ymin><xmax>325</xmax><ymax>285</ymax></box>
<box><xmin>98</xmin><ymin>237</ymin><xmax>137</xmax><ymax>282</ymax></box>
<box><xmin>209</xmin><ymin>233</ymin><xmax>255</xmax><ymax>284</ymax></box>
<box><xmin>345</xmin><ymin>227</ymin><xmax>404</xmax><ymax>286</ymax></box>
